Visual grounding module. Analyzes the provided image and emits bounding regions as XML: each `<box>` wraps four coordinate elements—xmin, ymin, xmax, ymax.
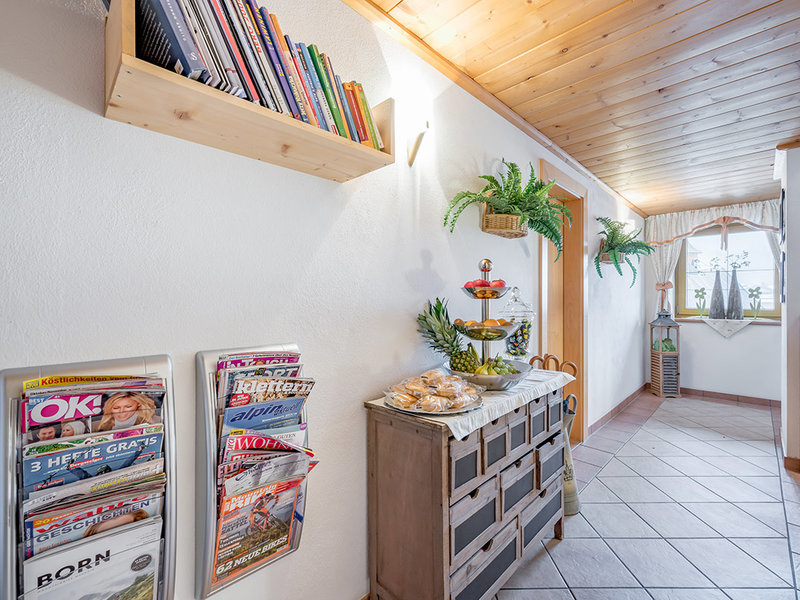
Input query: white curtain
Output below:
<box><xmin>645</xmin><ymin>199</ymin><xmax>780</xmax><ymax>313</ymax></box>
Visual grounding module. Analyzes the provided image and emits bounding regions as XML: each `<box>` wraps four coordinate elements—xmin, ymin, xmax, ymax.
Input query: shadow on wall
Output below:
<box><xmin>0</xmin><ymin>0</ymin><xmax>105</xmax><ymax>114</ymax></box>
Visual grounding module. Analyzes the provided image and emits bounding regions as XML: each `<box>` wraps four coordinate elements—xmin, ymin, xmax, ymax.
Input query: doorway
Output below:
<box><xmin>538</xmin><ymin>160</ymin><xmax>588</xmax><ymax>444</ymax></box>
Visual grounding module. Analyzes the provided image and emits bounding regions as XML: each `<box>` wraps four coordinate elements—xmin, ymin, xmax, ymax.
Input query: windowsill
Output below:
<box><xmin>675</xmin><ymin>317</ymin><xmax>781</xmax><ymax>326</ymax></box>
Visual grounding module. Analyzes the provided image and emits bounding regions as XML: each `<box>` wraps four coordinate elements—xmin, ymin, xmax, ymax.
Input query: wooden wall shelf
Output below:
<box><xmin>104</xmin><ymin>0</ymin><xmax>395</xmax><ymax>183</ymax></box>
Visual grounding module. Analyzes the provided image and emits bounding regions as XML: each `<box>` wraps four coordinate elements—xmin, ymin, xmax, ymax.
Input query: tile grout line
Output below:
<box><xmin>577</xmin><ymin>396</ymin><xmax>793</xmax><ymax>593</ymax></box>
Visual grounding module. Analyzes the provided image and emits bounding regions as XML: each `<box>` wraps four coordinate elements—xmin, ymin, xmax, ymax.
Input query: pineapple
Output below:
<box><xmin>417</xmin><ymin>298</ymin><xmax>480</xmax><ymax>373</ymax></box>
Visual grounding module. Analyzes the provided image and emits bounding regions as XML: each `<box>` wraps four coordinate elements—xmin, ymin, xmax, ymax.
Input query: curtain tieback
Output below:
<box><xmin>712</xmin><ymin>216</ymin><xmax>736</xmax><ymax>250</ymax></box>
<box><xmin>655</xmin><ymin>282</ymin><xmax>673</xmax><ymax>312</ymax></box>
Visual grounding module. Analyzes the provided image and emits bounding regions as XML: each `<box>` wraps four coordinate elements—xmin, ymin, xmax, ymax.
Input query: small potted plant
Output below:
<box><xmin>443</xmin><ymin>160</ymin><xmax>572</xmax><ymax>257</ymax></box>
<box><xmin>594</xmin><ymin>217</ymin><xmax>654</xmax><ymax>287</ymax></box>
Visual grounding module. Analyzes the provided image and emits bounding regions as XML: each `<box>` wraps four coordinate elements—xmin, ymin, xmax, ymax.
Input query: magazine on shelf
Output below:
<box><xmin>22</xmin><ymin>517</ymin><xmax>163</xmax><ymax>600</ymax></box>
<box><xmin>135</xmin><ymin>0</ymin><xmax>207</xmax><ymax>81</ymax></box>
<box><xmin>216</xmin><ymin>351</ymin><xmax>301</xmax><ymax>371</ymax></box>
<box><xmin>216</xmin><ymin>363</ymin><xmax>303</xmax><ymax>402</ymax></box>
<box><xmin>223</xmin><ymin>452</ymin><xmax>310</xmax><ymax>497</ymax></box>
<box><xmin>24</xmin><ymin>492</ymin><xmax>165</xmax><ymax>558</ymax></box>
<box><xmin>24</xmin><ymin>459</ymin><xmax>166</xmax><ymax>515</ymax></box>
<box><xmin>22</xmin><ymin>375</ymin><xmax>158</xmax><ymax>393</ymax></box>
<box><xmin>24</xmin><ymin>385</ymin><xmax>165</xmax><ymax>441</ymax></box>
<box><xmin>212</xmin><ymin>478</ymin><xmax>300</xmax><ymax>585</ymax></box>
<box><xmin>23</xmin><ymin>424</ymin><xmax>164</xmax><ymax>458</ymax></box>
<box><xmin>220</xmin><ymin>430</ymin><xmax>312</xmax><ymax>462</ymax></box>
<box><xmin>22</xmin><ymin>431</ymin><xmax>164</xmax><ymax>497</ymax></box>
<box><xmin>220</xmin><ymin>395</ymin><xmax>306</xmax><ymax>436</ymax></box>
<box><xmin>225</xmin><ymin>376</ymin><xmax>315</xmax><ymax>408</ymax></box>
<box><xmin>224</xmin><ymin>422</ymin><xmax>307</xmax><ymax>449</ymax></box>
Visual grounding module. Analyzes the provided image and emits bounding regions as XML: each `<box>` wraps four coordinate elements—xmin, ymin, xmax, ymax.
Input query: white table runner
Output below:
<box><xmin>374</xmin><ymin>369</ymin><xmax>574</xmax><ymax>439</ymax></box>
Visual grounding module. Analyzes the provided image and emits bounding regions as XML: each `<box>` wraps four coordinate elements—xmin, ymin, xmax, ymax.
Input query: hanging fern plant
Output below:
<box><xmin>594</xmin><ymin>217</ymin><xmax>654</xmax><ymax>287</ymax></box>
<box><xmin>443</xmin><ymin>160</ymin><xmax>572</xmax><ymax>258</ymax></box>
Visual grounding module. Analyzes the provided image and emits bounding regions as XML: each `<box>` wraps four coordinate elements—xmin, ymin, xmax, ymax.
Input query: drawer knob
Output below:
<box><xmin>550</xmin><ymin>437</ymin><xmax>556</xmax><ymax>445</ymax></box>
<box><xmin>481</xmin><ymin>539</ymin><xmax>494</xmax><ymax>553</ymax></box>
<box><xmin>469</xmin><ymin>488</ymin><xmax>480</xmax><ymax>500</ymax></box>
<box><xmin>515</xmin><ymin>459</ymin><xmax>522</xmax><ymax>468</ymax></box>
<box><xmin>491</xmin><ymin>418</ymin><xmax>499</xmax><ymax>425</ymax></box>
<box><xmin>539</xmin><ymin>488</ymin><xmax>548</xmax><ymax>499</ymax></box>
<box><xmin>534</xmin><ymin>397</ymin><xmax>541</xmax><ymax>404</ymax></box>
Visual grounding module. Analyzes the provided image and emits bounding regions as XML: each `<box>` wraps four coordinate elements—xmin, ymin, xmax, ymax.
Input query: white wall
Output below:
<box><xmin>780</xmin><ymin>147</ymin><xmax>800</xmax><ymax>458</ymax></box>
<box><xmin>0</xmin><ymin>1</ymin><xmax>645</xmax><ymax>598</ymax></box>
<box><xmin>586</xmin><ymin>190</ymin><xmax>648</xmax><ymax>424</ymax></box>
<box><xmin>644</xmin><ymin>262</ymin><xmax>781</xmax><ymax>400</ymax></box>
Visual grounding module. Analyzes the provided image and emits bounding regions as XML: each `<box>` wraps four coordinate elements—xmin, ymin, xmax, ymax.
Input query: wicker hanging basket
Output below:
<box><xmin>598</xmin><ymin>239</ymin><xmax>625</xmax><ymax>264</ymax></box>
<box><xmin>480</xmin><ymin>203</ymin><xmax>528</xmax><ymax>239</ymax></box>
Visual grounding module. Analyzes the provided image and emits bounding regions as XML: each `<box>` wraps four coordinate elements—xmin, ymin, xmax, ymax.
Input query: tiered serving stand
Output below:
<box><xmin>451</xmin><ymin>258</ymin><xmax>532</xmax><ymax>390</ymax></box>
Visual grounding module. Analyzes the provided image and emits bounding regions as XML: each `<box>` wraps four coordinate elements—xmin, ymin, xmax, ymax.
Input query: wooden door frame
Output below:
<box><xmin>538</xmin><ymin>160</ymin><xmax>589</xmax><ymax>444</ymax></box>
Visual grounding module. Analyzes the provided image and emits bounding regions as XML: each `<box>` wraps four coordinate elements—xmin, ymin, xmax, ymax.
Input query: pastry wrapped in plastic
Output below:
<box><xmin>390</xmin><ymin>392</ymin><xmax>419</xmax><ymax>409</ymax></box>
<box><xmin>436</xmin><ymin>382</ymin><xmax>464</xmax><ymax>398</ymax></box>
<box><xmin>447</xmin><ymin>394</ymin><xmax>471</xmax><ymax>409</ymax></box>
<box><xmin>404</xmin><ymin>377</ymin><xmax>431</xmax><ymax>397</ymax></box>
<box><xmin>419</xmin><ymin>394</ymin><xmax>448</xmax><ymax>412</ymax></box>
<box><xmin>420</xmin><ymin>369</ymin><xmax>447</xmax><ymax>385</ymax></box>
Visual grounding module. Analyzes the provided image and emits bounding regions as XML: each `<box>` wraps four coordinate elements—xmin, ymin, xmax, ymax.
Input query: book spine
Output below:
<box><xmin>355</xmin><ymin>82</ymin><xmax>380</xmax><ymax>150</ymax></box>
<box><xmin>308</xmin><ymin>44</ymin><xmax>346</xmax><ymax>137</ymax></box>
<box><xmin>136</xmin><ymin>0</ymin><xmax>206</xmax><ymax>81</ymax></box>
<box><xmin>285</xmin><ymin>34</ymin><xmax>319</xmax><ymax>127</ymax></box>
<box><xmin>262</xmin><ymin>9</ymin><xmax>309</xmax><ymax>123</ymax></box>
<box><xmin>300</xmin><ymin>43</ymin><xmax>336</xmax><ymax>134</ymax></box>
<box><xmin>293</xmin><ymin>43</ymin><xmax>327</xmax><ymax>131</ymax></box>
<box><xmin>207</xmin><ymin>0</ymin><xmax>260</xmax><ymax>102</ymax></box>
<box><xmin>225</xmin><ymin>0</ymin><xmax>276</xmax><ymax>111</ymax></box>
<box><xmin>242</xmin><ymin>0</ymin><xmax>289</xmax><ymax>114</ymax></box>
<box><xmin>252</xmin><ymin>5</ymin><xmax>300</xmax><ymax>119</ymax></box>
<box><xmin>193</xmin><ymin>0</ymin><xmax>246</xmax><ymax>96</ymax></box>
<box><xmin>322</xmin><ymin>54</ymin><xmax>353</xmax><ymax>140</ymax></box>
<box><xmin>335</xmin><ymin>74</ymin><xmax>360</xmax><ymax>143</ymax></box>
<box><xmin>343</xmin><ymin>81</ymin><xmax>371</xmax><ymax>146</ymax></box>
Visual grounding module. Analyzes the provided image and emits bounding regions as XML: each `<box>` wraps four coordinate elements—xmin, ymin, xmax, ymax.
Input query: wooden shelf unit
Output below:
<box><xmin>104</xmin><ymin>0</ymin><xmax>395</xmax><ymax>183</ymax></box>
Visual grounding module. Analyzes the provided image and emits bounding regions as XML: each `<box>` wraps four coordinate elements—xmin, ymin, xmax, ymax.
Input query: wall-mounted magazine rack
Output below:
<box><xmin>0</xmin><ymin>354</ymin><xmax>177</xmax><ymax>600</ymax></box>
<box><xmin>195</xmin><ymin>343</ymin><xmax>308</xmax><ymax>598</ymax></box>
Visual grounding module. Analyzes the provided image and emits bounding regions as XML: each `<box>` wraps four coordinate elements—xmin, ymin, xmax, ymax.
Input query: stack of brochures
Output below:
<box><xmin>211</xmin><ymin>350</ymin><xmax>317</xmax><ymax>587</ymax></box>
<box><xmin>17</xmin><ymin>376</ymin><xmax>168</xmax><ymax>600</ymax></box>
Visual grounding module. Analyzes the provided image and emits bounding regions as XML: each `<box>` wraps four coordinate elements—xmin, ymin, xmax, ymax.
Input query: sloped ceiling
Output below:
<box><xmin>346</xmin><ymin>0</ymin><xmax>800</xmax><ymax>215</ymax></box>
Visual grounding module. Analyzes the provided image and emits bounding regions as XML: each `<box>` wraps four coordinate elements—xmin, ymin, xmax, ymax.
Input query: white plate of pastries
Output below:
<box><xmin>384</xmin><ymin>369</ymin><xmax>484</xmax><ymax>415</ymax></box>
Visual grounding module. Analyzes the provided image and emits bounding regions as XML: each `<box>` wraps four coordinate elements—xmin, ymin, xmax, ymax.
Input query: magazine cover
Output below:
<box><xmin>23</xmin><ymin>424</ymin><xmax>164</xmax><ymax>458</ymax></box>
<box><xmin>225</xmin><ymin>376</ymin><xmax>315</xmax><ymax>408</ymax></box>
<box><xmin>222</xmin><ymin>422</ymin><xmax>307</xmax><ymax>455</ymax></box>
<box><xmin>216</xmin><ymin>352</ymin><xmax>300</xmax><ymax>371</ymax></box>
<box><xmin>212</xmin><ymin>479</ymin><xmax>300</xmax><ymax>585</ymax></box>
<box><xmin>22</xmin><ymin>517</ymin><xmax>163</xmax><ymax>600</ymax></box>
<box><xmin>220</xmin><ymin>431</ymin><xmax>313</xmax><ymax>462</ymax></box>
<box><xmin>24</xmin><ymin>459</ymin><xmax>166</xmax><ymax>515</ymax></box>
<box><xmin>23</xmin><ymin>432</ymin><xmax>164</xmax><ymax>497</ymax></box>
<box><xmin>223</xmin><ymin>453</ymin><xmax>310</xmax><ymax>497</ymax></box>
<box><xmin>216</xmin><ymin>363</ymin><xmax>304</xmax><ymax>401</ymax></box>
<box><xmin>24</xmin><ymin>387</ymin><xmax>165</xmax><ymax>440</ymax></box>
<box><xmin>25</xmin><ymin>493</ymin><xmax>164</xmax><ymax>558</ymax></box>
<box><xmin>22</xmin><ymin>375</ymin><xmax>158</xmax><ymax>393</ymax></box>
<box><xmin>220</xmin><ymin>396</ymin><xmax>306</xmax><ymax>437</ymax></box>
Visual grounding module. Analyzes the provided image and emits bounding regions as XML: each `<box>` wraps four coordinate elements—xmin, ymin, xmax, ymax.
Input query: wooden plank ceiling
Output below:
<box><xmin>349</xmin><ymin>0</ymin><xmax>800</xmax><ymax>215</ymax></box>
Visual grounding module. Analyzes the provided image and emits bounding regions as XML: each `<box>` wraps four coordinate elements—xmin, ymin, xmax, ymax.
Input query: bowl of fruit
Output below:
<box><xmin>462</xmin><ymin>279</ymin><xmax>509</xmax><ymax>299</ymax></box>
<box><xmin>453</xmin><ymin>318</ymin><xmax>520</xmax><ymax>341</ymax></box>
<box><xmin>447</xmin><ymin>355</ymin><xmax>531</xmax><ymax>391</ymax></box>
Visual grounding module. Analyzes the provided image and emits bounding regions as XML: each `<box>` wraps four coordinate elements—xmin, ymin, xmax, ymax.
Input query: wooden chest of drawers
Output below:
<box><xmin>365</xmin><ymin>386</ymin><xmax>565</xmax><ymax>600</ymax></box>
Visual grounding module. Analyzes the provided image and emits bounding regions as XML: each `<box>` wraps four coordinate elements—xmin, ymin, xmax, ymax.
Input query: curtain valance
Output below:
<box><xmin>644</xmin><ymin>199</ymin><xmax>780</xmax><ymax>312</ymax></box>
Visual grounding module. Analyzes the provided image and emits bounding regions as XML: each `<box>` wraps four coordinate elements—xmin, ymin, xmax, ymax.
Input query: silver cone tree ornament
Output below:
<box><xmin>726</xmin><ymin>268</ymin><xmax>744</xmax><ymax>320</ymax></box>
<box><xmin>709</xmin><ymin>270</ymin><xmax>726</xmax><ymax>319</ymax></box>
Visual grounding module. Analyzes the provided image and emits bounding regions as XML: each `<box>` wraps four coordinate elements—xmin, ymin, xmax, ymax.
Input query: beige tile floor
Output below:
<box><xmin>498</xmin><ymin>391</ymin><xmax>800</xmax><ymax>600</ymax></box>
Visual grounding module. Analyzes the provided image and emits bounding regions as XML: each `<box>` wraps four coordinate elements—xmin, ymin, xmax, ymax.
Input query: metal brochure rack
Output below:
<box><xmin>195</xmin><ymin>343</ymin><xmax>308</xmax><ymax>599</ymax></box>
<box><xmin>0</xmin><ymin>354</ymin><xmax>177</xmax><ymax>600</ymax></box>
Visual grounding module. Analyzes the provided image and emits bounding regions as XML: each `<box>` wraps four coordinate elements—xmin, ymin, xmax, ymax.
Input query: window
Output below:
<box><xmin>675</xmin><ymin>225</ymin><xmax>779</xmax><ymax>319</ymax></box>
